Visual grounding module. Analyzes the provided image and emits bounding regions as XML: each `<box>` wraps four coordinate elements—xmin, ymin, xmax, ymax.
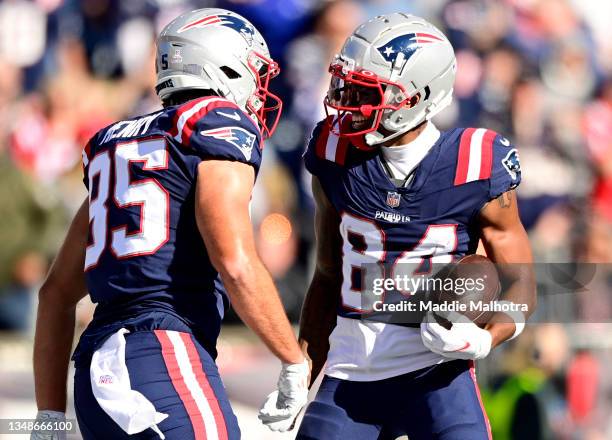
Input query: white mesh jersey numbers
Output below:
<box><xmin>339</xmin><ymin>212</ymin><xmax>457</xmax><ymax>311</ymax></box>
<box><xmin>85</xmin><ymin>151</ymin><xmax>111</xmax><ymax>269</ymax></box>
<box><xmin>85</xmin><ymin>138</ymin><xmax>170</xmax><ymax>270</ymax></box>
<box><xmin>340</xmin><ymin>213</ymin><xmax>385</xmax><ymax>311</ymax></box>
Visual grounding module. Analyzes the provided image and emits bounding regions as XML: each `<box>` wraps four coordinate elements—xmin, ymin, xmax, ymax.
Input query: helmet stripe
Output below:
<box><xmin>415</xmin><ymin>32</ymin><xmax>443</xmax><ymax>42</ymax></box>
<box><xmin>178</xmin><ymin>15</ymin><xmax>221</xmax><ymax>33</ymax></box>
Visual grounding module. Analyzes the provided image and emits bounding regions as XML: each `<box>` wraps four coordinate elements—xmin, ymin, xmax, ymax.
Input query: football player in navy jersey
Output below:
<box><xmin>260</xmin><ymin>13</ymin><xmax>536</xmax><ymax>439</ymax></box>
<box><xmin>32</xmin><ymin>9</ymin><xmax>309</xmax><ymax>440</ymax></box>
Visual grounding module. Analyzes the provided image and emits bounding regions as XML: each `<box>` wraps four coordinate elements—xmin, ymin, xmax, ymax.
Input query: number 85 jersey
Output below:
<box><xmin>303</xmin><ymin>119</ymin><xmax>521</xmax><ymax>381</ymax></box>
<box><xmin>75</xmin><ymin>97</ymin><xmax>262</xmax><ymax>362</ymax></box>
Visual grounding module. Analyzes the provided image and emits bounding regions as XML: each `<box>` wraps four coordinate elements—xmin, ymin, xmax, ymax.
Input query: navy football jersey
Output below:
<box><xmin>304</xmin><ymin>118</ymin><xmax>521</xmax><ymax>319</ymax></box>
<box><xmin>73</xmin><ymin>97</ymin><xmax>262</xmax><ymax>362</ymax></box>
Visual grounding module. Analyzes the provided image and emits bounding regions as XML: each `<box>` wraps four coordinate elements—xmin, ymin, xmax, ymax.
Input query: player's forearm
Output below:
<box><xmin>479</xmin><ymin>194</ymin><xmax>536</xmax><ymax>348</ymax></box>
<box><xmin>33</xmin><ymin>200</ymin><xmax>88</xmax><ymax>411</ymax></box>
<box><xmin>33</xmin><ymin>290</ymin><xmax>77</xmax><ymax>412</ymax></box>
<box><xmin>299</xmin><ymin>269</ymin><xmax>339</xmax><ymax>387</ymax></box>
<box><xmin>486</xmin><ymin>270</ymin><xmax>536</xmax><ymax>348</ymax></box>
<box><xmin>219</xmin><ymin>257</ymin><xmax>304</xmax><ymax>365</ymax></box>
<box><xmin>498</xmin><ymin>264</ymin><xmax>537</xmax><ymax>317</ymax></box>
<box><xmin>483</xmin><ymin>253</ymin><xmax>536</xmax><ymax>348</ymax></box>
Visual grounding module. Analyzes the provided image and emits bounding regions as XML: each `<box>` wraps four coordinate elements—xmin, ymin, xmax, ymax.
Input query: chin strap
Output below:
<box><xmin>365</xmin><ymin>126</ymin><xmax>407</xmax><ymax>146</ymax></box>
<box><xmin>365</xmin><ymin>90</ymin><xmax>453</xmax><ymax>147</ymax></box>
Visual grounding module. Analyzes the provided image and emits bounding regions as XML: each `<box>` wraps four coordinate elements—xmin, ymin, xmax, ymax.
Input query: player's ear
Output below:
<box><xmin>406</xmin><ymin>93</ymin><xmax>421</xmax><ymax>109</ymax></box>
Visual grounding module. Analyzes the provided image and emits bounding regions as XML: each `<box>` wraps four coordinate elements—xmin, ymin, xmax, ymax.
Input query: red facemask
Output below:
<box><xmin>246</xmin><ymin>51</ymin><xmax>283</xmax><ymax>139</ymax></box>
<box><xmin>324</xmin><ymin>63</ymin><xmax>411</xmax><ymax>147</ymax></box>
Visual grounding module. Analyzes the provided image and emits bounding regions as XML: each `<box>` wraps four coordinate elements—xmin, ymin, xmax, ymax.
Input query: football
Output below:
<box><xmin>430</xmin><ymin>254</ymin><xmax>501</xmax><ymax>328</ymax></box>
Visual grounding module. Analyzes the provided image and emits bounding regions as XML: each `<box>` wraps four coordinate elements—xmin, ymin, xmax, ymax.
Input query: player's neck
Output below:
<box><xmin>382</xmin><ymin>121</ymin><xmax>429</xmax><ymax>148</ymax></box>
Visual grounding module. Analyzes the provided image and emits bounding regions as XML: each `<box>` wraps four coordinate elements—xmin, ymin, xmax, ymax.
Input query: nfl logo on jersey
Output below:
<box><xmin>386</xmin><ymin>191</ymin><xmax>401</xmax><ymax>208</ymax></box>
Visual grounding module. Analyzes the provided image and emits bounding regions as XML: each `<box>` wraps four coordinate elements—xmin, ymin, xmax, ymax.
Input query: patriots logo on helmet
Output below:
<box><xmin>177</xmin><ymin>14</ymin><xmax>255</xmax><ymax>45</ymax></box>
<box><xmin>502</xmin><ymin>148</ymin><xmax>521</xmax><ymax>181</ymax></box>
<box><xmin>200</xmin><ymin>127</ymin><xmax>256</xmax><ymax>161</ymax></box>
<box><xmin>376</xmin><ymin>33</ymin><xmax>444</xmax><ymax>65</ymax></box>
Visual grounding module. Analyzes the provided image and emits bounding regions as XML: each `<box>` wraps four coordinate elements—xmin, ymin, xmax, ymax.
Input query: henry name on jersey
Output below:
<box><xmin>101</xmin><ymin>112</ymin><xmax>163</xmax><ymax>144</ymax></box>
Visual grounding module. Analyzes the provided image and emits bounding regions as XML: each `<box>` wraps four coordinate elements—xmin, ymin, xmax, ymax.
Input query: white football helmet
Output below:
<box><xmin>155</xmin><ymin>8</ymin><xmax>282</xmax><ymax>137</ymax></box>
<box><xmin>325</xmin><ymin>13</ymin><xmax>456</xmax><ymax>147</ymax></box>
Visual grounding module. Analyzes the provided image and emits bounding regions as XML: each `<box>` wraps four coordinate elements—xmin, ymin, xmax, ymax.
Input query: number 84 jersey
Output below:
<box><xmin>303</xmin><ymin>119</ymin><xmax>521</xmax><ymax>380</ymax></box>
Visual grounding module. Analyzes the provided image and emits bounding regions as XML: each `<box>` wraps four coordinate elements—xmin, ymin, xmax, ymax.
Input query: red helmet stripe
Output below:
<box><xmin>178</xmin><ymin>15</ymin><xmax>221</xmax><ymax>32</ymax></box>
<box><xmin>416</xmin><ymin>32</ymin><xmax>443</xmax><ymax>41</ymax></box>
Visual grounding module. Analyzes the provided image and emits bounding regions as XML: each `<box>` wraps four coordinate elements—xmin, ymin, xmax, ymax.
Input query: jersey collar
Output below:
<box><xmin>379</xmin><ymin>122</ymin><xmax>441</xmax><ymax>174</ymax></box>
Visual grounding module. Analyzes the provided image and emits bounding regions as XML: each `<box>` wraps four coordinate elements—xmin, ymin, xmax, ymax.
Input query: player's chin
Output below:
<box><xmin>350</xmin><ymin>114</ymin><xmax>374</xmax><ymax>132</ymax></box>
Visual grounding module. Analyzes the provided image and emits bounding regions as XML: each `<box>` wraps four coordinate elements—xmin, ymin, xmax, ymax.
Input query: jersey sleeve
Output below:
<box><xmin>453</xmin><ymin>128</ymin><xmax>521</xmax><ymax>200</ymax></box>
<box><xmin>488</xmin><ymin>133</ymin><xmax>521</xmax><ymax>199</ymax></box>
<box><xmin>302</xmin><ymin>119</ymin><xmax>328</xmax><ymax>177</ymax></box>
<box><xmin>172</xmin><ymin>97</ymin><xmax>263</xmax><ymax>171</ymax></box>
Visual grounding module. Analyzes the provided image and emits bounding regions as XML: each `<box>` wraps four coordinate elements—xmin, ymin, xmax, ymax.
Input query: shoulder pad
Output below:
<box><xmin>311</xmin><ymin>116</ymin><xmax>350</xmax><ymax>166</ymax></box>
<box><xmin>453</xmin><ymin>128</ymin><xmax>498</xmax><ymax>186</ymax></box>
<box><xmin>169</xmin><ymin>96</ymin><xmax>244</xmax><ymax>146</ymax></box>
<box><xmin>452</xmin><ymin>127</ymin><xmax>521</xmax><ymax>198</ymax></box>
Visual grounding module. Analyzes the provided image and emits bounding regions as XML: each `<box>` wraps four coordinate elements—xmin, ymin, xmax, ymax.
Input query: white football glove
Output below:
<box><xmin>421</xmin><ymin>312</ymin><xmax>492</xmax><ymax>360</ymax></box>
<box><xmin>258</xmin><ymin>359</ymin><xmax>309</xmax><ymax>432</ymax></box>
<box><xmin>30</xmin><ymin>410</ymin><xmax>67</xmax><ymax>440</ymax></box>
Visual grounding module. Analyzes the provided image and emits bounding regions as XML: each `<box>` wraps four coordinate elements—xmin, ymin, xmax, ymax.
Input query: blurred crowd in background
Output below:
<box><xmin>0</xmin><ymin>0</ymin><xmax>611</xmax><ymax>438</ymax></box>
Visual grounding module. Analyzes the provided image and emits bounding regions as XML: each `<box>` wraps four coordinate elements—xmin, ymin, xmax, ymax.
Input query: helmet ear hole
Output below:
<box><xmin>407</xmin><ymin>93</ymin><xmax>421</xmax><ymax>108</ymax></box>
<box><xmin>220</xmin><ymin>66</ymin><xmax>241</xmax><ymax>79</ymax></box>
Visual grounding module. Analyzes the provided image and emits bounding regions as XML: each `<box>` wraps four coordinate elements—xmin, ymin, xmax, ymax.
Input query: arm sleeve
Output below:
<box><xmin>302</xmin><ymin>120</ymin><xmax>327</xmax><ymax>177</ymax></box>
<box><xmin>187</xmin><ymin>107</ymin><xmax>262</xmax><ymax>171</ymax></box>
<box><xmin>489</xmin><ymin>133</ymin><xmax>522</xmax><ymax>199</ymax></box>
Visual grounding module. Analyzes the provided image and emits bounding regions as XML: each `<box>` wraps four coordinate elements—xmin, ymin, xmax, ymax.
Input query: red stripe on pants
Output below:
<box><xmin>155</xmin><ymin>330</ymin><xmax>207</xmax><ymax>440</ymax></box>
